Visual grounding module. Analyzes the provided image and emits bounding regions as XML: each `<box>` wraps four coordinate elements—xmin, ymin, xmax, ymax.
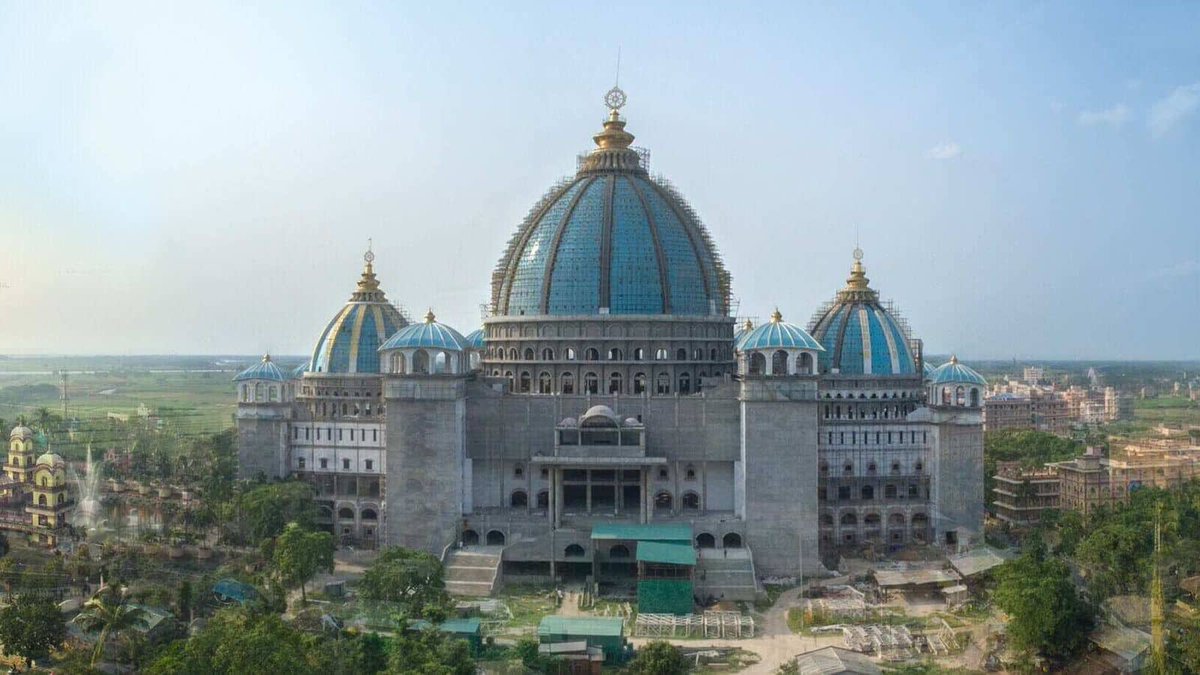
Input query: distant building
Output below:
<box><xmin>1104</xmin><ymin>387</ymin><xmax>1134</xmax><ymax>422</ymax></box>
<box><xmin>1053</xmin><ymin>447</ymin><xmax>1200</xmax><ymax>516</ymax></box>
<box><xmin>992</xmin><ymin>462</ymin><xmax>1060</xmax><ymax>526</ymax></box>
<box><xmin>1022</xmin><ymin>366</ymin><xmax>1044</xmax><ymax>386</ymax></box>
<box><xmin>983</xmin><ymin>394</ymin><xmax>1032</xmax><ymax>433</ymax></box>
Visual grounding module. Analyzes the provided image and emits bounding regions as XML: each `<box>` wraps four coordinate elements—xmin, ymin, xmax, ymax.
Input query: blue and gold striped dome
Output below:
<box><xmin>379</xmin><ymin>310</ymin><xmax>468</xmax><ymax>352</ymax></box>
<box><xmin>492</xmin><ymin>100</ymin><xmax>729</xmax><ymax>317</ymax></box>
<box><xmin>809</xmin><ymin>251</ymin><xmax>917</xmax><ymax>376</ymax></box>
<box><xmin>930</xmin><ymin>356</ymin><xmax>987</xmax><ymax>386</ymax></box>
<box><xmin>463</xmin><ymin>328</ymin><xmax>486</xmax><ymax>350</ymax></box>
<box><xmin>311</xmin><ymin>253</ymin><xmax>408</xmax><ymax>374</ymax></box>
<box><xmin>737</xmin><ymin>310</ymin><xmax>825</xmax><ymax>352</ymax></box>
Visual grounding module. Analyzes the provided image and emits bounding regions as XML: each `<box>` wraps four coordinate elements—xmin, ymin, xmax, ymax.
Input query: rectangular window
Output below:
<box><xmin>350</xmin><ymin>429</ymin><xmax>355</xmax><ymax>441</ymax></box>
<box><xmin>343</xmin><ymin>458</ymin><xmax>351</xmax><ymax>470</ymax></box>
<box><xmin>305</xmin><ymin>428</ymin><xmax>310</xmax><ymax>440</ymax></box>
<box><xmin>338</xmin><ymin>429</ymin><xmax>343</xmax><ymax>441</ymax></box>
<box><xmin>319</xmin><ymin>458</ymin><xmax>328</xmax><ymax>469</ymax></box>
<box><xmin>372</xmin><ymin>429</ymin><xmax>378</xmax><ymax>442</ymax></box>
<box><xmin>298</xmin><ymin>457</ymin><xmax>306</xmax><ymax>469</ymax></box>
<box><xmin>837</xmin><ymin>486</ymin><xmax>851</xmax><ymax>500</ymax></box>
<box><xmin>293</xmin><ymin>428</ymin><xmax>298</xmax><ymax>439</ymax></box>
<box><xmin>365</xmin><ymin>459</ymin><xmax>373</xmax><ymax>471</ymax></box>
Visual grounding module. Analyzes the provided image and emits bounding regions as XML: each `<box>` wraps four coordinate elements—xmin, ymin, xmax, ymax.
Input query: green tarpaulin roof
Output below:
<box><xmin>590</xmin><ymin>524</ymin><xmax>692</xmax><ymax>542</ymax></box>
<box><xmin>538</xmin><ymin>616</ymin><xmax>624</xmax><ymax>637</ymax></box>
<box><xmin>408</xmin><ymin>618</ymin><xmax>482</xmax><ymax>635</ymax></box>
<box><xmin>636</xmin><ymin>541</ymin><xmax>697</xmax><ymax>566</ymax></box>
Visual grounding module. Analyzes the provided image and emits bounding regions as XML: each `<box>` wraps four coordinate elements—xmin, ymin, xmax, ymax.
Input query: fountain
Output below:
<box><xmin>69</xmin><ymin>445</ymin><xmax>108</xmax><ymax>536</ymax></box>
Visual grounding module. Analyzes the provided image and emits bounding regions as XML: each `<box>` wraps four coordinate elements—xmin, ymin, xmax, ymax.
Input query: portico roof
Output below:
<box><xmin>590</xmin><ymin>523</ymin><xmax>693</xmax><ymax>542</ymax></box>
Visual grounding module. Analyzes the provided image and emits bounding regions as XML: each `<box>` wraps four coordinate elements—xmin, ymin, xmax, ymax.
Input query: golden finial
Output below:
<box><xmin>262</xmin><ymin>353</ymin><xmax>271</xmax><ymax>363</ymax></box>
<box><xmin>742</xmin><ymin>318</ymin><xmax>754</xmax><ymax>331</ymax></box>
<box><xmin>770</xmin><ymin>308</ymin><xmax>783</xmax><ymax>323</ymax></box>
<box><xmin>424</xmin><ymin>308</ymin><xmax>436</xmax><ymax>324</ymax></box>
<box><xmin>838</xmin><ymin>246</ymin><xmax>876</xmax><ymax>300</ymax></box>
<box><xmin>353</xmin><ymin>243</ymin><xmax>383</xmax><ymax>300</ymax></box>
<box><xmin>950</xmin><ymin>354</ymin><xmax>958</xmax><ymax>365</ymax></box>
<box><xmin>580</xmin><ymin>85</ymin><xmax>641</xmax><ymax>174</ymax></box>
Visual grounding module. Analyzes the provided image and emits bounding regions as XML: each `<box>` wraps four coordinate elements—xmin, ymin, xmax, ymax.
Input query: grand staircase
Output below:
<box><xmin>694</xmin><ymin>548</ymin><xmax>758</xmax><ymax>602</ymax></box>
<box><xmin>444</xmin><ymin>546</ymin><xmax>503</xmax><ymax>597</ymax></box>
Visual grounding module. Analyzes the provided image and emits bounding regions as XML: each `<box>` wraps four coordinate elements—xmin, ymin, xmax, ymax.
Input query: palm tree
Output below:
<box><xmin>74</xmin><ymin>586</ymin><xmax>148</xmax><ymax>666</ymax></box>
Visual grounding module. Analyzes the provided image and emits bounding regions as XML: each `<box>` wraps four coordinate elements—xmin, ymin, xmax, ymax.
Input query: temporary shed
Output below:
<box><xmin>407</xmin><ymin>617</ymin><xmax>484</xmax><ymax>654</ymax></box>
<box><xmin>538</xmin><ymin>616</ymin><xmax>629</xmax><ymax>664</ymax></box>
<box><xmin>635</xmin><ymin>540</ymin><xmax>696</xmax><ymax>615</ymax></box>
<box><xmin>872</xmin><ymin>568</ymin><xmax>960</xmax><ymax>589</ymax></box>
<box><xmin>947</xmin><ymin>547</ymin><xmax>1011</xmax><ymax>578</ymax></box>
<box><xmin>212</xmin><ymin>578</ymin><xmax>258</xmax><ymax>605</ymax></box>
<box><xmin>793</xmin><ymin>646</ymin><xmax>882</xmax><ymax>675</ymax></box>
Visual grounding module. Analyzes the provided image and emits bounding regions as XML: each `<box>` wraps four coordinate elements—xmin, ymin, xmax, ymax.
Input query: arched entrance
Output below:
<box><xmin>462</xmin><ymin>529</ymin><xmax>480</xmax><ymax>546</ymax></box>
<box><xmin>486</xmin><ymin>530</ymin><xmax>505</xmax><ymax>546</ymax></box>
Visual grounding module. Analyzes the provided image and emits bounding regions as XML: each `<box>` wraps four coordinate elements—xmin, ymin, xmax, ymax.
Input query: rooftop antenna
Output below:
<box><xmin>615</xmin><ymin>46</ymin><xmax>621</xmax><ymax>87</ymax></box>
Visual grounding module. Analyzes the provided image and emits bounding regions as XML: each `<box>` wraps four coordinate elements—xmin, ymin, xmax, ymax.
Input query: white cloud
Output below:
<box><xmin>1077</xmin><ymin>104</ymin><xmax>1130</xmax><ymax>128</ymax></box>
<box><xmin>926</xmin><ymin>142</ymin><xmax>962</xmax><ymax>160</ymax></box>
<box><xmin>1148</xmin><ymin>83</ymin><xmax>1200</xmax><ymax>139</ymax></box>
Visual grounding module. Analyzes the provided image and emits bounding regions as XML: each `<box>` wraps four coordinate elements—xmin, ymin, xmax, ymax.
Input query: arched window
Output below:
<box><xmin>655</xmin><ymin>492</ymin><xmax>673</xmax><ymax>510</ymax></box>
<box><xmin>655</xmin><ymin>348</ymin><xmax>668</xmax><ymax>360</ymax></box>
<box><xmin>433</xmin><ymin>351</ymin><xmax>448</xmax><ymax>374</ymax></box>
<box><xmin>889</xmin><ymin>513</ymin><xmax>906</xmax><ymax>526</ymax></box>
<box><xmin>523</xmin><ymin>348</ymin><xmax>534</xmax><ymax>361</ymax></box>
<box><xmin>240</xmin><ymin>384</ymin><xmax>249</xmax><ymax>402</ymax></box>
<box><xmin>565</xmin><ymin>544</ymin><xmax>585</xmax><ymax>557</ymax></box>
<box><xmin>840</xmin><ymin>512</ymin><xmax>857</xmax><ymax>526</ymax></box>
<box><xmin>955</xmin><ymin>386</ymin><xmax>966</xmax><ymax>406</ymax></box>
<box><xmin>486</xmin><ymin>530</ymin><xmax>506</xmax><ymax>546</ymax></box>
<box><xmin>696</xmin><ymin>533</ymin><xmax>716</xmax><ymax>548</ymax></box>
<box><xmin>676</xmin><ymin>348</ymin><xmax>687</xmax><ymax>361</ymax></box>
<box><xmin>693</xmin><ymin>348</ymin><xmax>703</xmax><ymax>360</ymax></box>
<box><xmin>682</xmin><ymin>491</ymin><xmax>700</xmax><ymax>510</ymax></box>
<box><xmin>633</xmin><ymin>372</ymin><xmax>647</xmax><ymax>394</ymax></box>
<box><xmin>821</xmin><ymin>514</ymin><xmax>834</xmax><ymax>526</ymax></box>
<box><xmin>414</xmin><ymin>350</ymin><xmax>430</xmax><ymax>374</ymax></box>
<box><xmin>710</xmin><ymin>348</ymin><xmax>718</xmax><ymax>361</ymax></box>
<box><xmin>656</xmin><ymin>373</ymin><xmax>670</xmax><ymax>394</ymax></box>
<box><xmin>584</xmin><ymin>372</ymin><xmax>599</xmax><ymax>394</ymax></box>
<box><xmin>799</xmin><ymin>352</ymin><xmax>814</xmax><ymax>374</ymax></box>
<box><xmin>519</xmin><ymin>372</ymin><xmax>532</xmax><ymax>393</ymax></box>
<box><xmin>685</xmin><ymin>464</ymin><xmax>697</xmax><ymax>480</ymax></box>
<box><xmin>608</xmin><ymin>372</ymin><xmax>623</xmax><ymax>394</ymax></box>
<box><xmin>970</xmin><ymin>388</ymin><xmax>980</xmax><ymax>407</ymax></box>
<box><xmin>504</xmin><ymin>371</ymin><xmax>514</xmax><ymax>389</ymax></box>
<box><xmin>254</xmin><ymin>383</ymin><xmax>264</xmax><ymax>400</ymax></box>
<box><xmin>462</xmin><ymin>529</ymin><xmax>480</xmax><ymax>545</ymax></box>
<box><xmin>864</xmin><ymin>513</ymin><xmax>881</xmax><ymax>527</ymax></box>
<box><xmin>861</xmin><ymin>485</ymin><xmax>874</xmax><ymax>500</ymax></box>
<box><xmin>633</xmin><ymin>347</ymin><xmax>645</xmax><ymax>360</ymax></box>
<box><xmin>609</xmin><ymin>544</ymin><xmax>630</xmax><ymax>559</ymax></box>
<box><xmin>844</xmin><ymin>462</ymin><xmax>854</xmax><ymax>474</ymax></box>
<box><xmin>537</xmin><ymin>490</ymin><xmax>550</xmax><ymax>508</ymax></box>
<box><xmin>608</xmin><ymin>347</ymin><xmax>622</xmax><ymax>361</ymax></box>
<box><xmin>507</xmin><ymin>348</ymin><xmax>518</xmax><ymax>361</ymax></box>
<box><xmin>678</xmin><ymin>372</ymin><xmax>691</xmax><ymax>394</ymax></box>
<box><xmin>338</xmin><ymin>507</ymin><xmax>355</xmax><ymax>519</ymax></box>
<box><xmin>772</xmin><ymin>350</ymin><xmax>788</xmax><ymax>375</ymax></box>
<box><xmin>560</xmin><ymin>372</ymin><xmax>575</xmax><ymax>394</ymax></box>
<box><xmin>585</xmin><ymin>348</ymin><xmax>600</xmax><ymax>361</ymax></box>
<box><xmin>541</xmin><ymin>347</ymin><xmax>554</xmax><ymax>361</ymax></box>
<box><xmin>38</xmin><ymin>494</ymin><xmax>47</xmax><ymax>506</ymax></box>
<box><xmin>749</xmin><ymin>352</ymin><xmax>766</xmax><ymax>375</ymax></box>
<box><xmin>361</xmin><ymin>509</ymin><xmax>377</xmax><ymax>521</ymax></box>
<box><xmin>565</xmin><ymin>347</ymin><xmax>577</xmax><ymax>360</ymax></box>
<box><xmin>538</xmin><ymin>372</ymin><xmax>552</xmax><ymax>394</ymax></box>
<box><xmin>723</xmin><ymin>533</ymin><xmax>743</xmax><ymax>548</ymax></box>
<box><xmin>941</xmin><ymin>387</ymin><xmax>952</xmax><ymax>405</ymax></box>
<box><xmin>510</xmin><ymin>490</ymin><xmax>528</xmax><ymax>507</ymax></box>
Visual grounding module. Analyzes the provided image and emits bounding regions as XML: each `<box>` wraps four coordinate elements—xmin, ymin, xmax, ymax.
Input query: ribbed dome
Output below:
<box><xmin>291</xmin><ymin>362</ymin><xmax>310</xmax><ymax>379</ymax></box>
<box><xmin>923</xmin><ymin>361</ymin><xmax>937</xmax><ymax>380</ymax></box>
<box><xmin>379</xmin><ymin>310</ymin><xmax>468</xmax><ymax>351</ymax></box>
<box><xmin>9</xmin><ymin>426</ymin><xmax>33</xmax><ymax>441</ymax></box>
<box><xmin>35</xmin><ymin>452</ymin><xmax>64</xmax><ymax>468</ymax></box>
<box><xmin>809</xmin><ymin>250</ymin><xmax>916</xmax><ymax>376</ymax></box>
<box><xmin>311</xmin><ymin>251</ymin><xmax>408</xmax><ymax>374</ymax></box>
<box><xmin>462</xmin><ymin>328</ymin><xmax>486</xmax><ymax>350</ymax></box>
<box><xmin>930</xmin><ymin>356</ymin><xmax>987</xmax><ymax>386</ymax></box>
<box><xmin>492</xmin><ymin>96</ymin><xmax>729</xmax><ymax>318</ymax></box>
<box><xmin>234</xmin><ymin>354</ymin><xmax>287</xmax><ymax>382</ymax></box>
<box><xmin>737</xmin><ymin>310</ymin><xmax>825</xmax><ymax>352</ymax></box>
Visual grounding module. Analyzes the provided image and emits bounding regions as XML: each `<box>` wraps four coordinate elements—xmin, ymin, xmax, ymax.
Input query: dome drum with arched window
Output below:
<box><xmin>929</xmin><ymin>356</ymin><xmax>987</xmax><ymax>408</ymax></box>
<box><xmin>379</xmin><ymin>310</ymin><xmax>469</xmax><ymax>375</ymax></box>
<box><xmin>234</xmin><ymin>354</ymin><xmax>289</xmax><ymax>404</ymax></box>
<box><xmin>736</xmin><ymin>309</ymin><xmax>824</xmax><ymax>377</ymax></box>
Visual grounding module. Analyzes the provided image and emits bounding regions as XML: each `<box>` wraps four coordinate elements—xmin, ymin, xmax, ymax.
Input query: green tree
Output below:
<box><xmin>177</xmin><ymin>580</ymin><xmax>193</xmax><ymax>620</ymax></box>
<box><xmin>514</xmin><ymin>636</ymin><xmax>562</xmax><ymax>674</ymax></box>
<box><xmin>993</xmin><ymin>543</ymin><xmax>1093</xmax><ymax>658</ymax></box>
<box><xmin>145</xmin><ymin>608</ymin><xmax>315</xmax><ymax>675</ymax></box>
<box><xmin>0</xmin><ymin>593</ymin><xmax>67</xmax><ymax>668</ymax></box>
<box><xmin>74</xmin><ymin>586</ymin><xmax>149</xmax><ymax>667</ymax></box>
<box><xmin>231</xmin><ymin>481</ymin><xmax>318</xmax><ymax>545</ymax></box>
<box><xmin>273</xmin><ymin>522</ymin><xmax>334</xmax><ymax>604</ymax></box>
<box><xmin>628</xmin><ymin>640</ymin><xmax>688</xmax><ymax>675</ymax></box>
<box><xmin>386</xmin><ymin>629</ymin><xmax>473</xmax><ymax>675</ymax></box>
<box><xmin>358</xmin><ymin>547</ymin><xmax>451</xmax><ymax>619</ymax></box>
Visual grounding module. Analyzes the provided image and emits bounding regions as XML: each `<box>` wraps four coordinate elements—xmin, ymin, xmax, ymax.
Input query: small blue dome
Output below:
<box><xmin>291</xmin><ymin>362</ymin><xmax>310</xmax><ymax>379</ymax></box>
<box><xmin>809</xmin><ymin>252</ymin><xmax>916</xmax><ymax>376</ymax></box>
<box><xmin>923</xmin><ymin>361</ymin><xmax>937</xmax><ymax>380</ymax></box>
<box><xmin>930</xmin><ymin>356</ymin><xmax>987</xmax><ymax>386</ymax></box>
<box><xmin>379</xmin><ymin>310</ymin><xmax>468</xmax><ymax>352</ymax></box>
<box><xmin>737</xmin><ymin>310</ymin><xmax>825</xmax><ymax>352</ymax></box>
<box><xmin>310</xmin><ymin>255</ymin><xmax>408</xmax><ymax>374</ymax></box>
<box><xmin>463</xmin><ymin>328</ymin><xmax>486</xmax><ymax>350</ymax></box>
<box><xmin>234</xmin><ymin>355</ymin><xmax>287</xmax><ymax>382</ymax></box>
<box><xmin>492</xmin><ymin>109</ymin><xmax>729</xmax><ymax>317</ymax></box>
<box><xmin>733</xmin><ymin>319</ymin><xmax>754</xmax><ymax>347</ymax></box>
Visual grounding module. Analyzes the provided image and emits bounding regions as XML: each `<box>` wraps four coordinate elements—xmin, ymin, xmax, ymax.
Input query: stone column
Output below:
<box><xmin>555</xmin><ymin>468</ymin><xmax>563</xmax><ymax>529</ymax></box>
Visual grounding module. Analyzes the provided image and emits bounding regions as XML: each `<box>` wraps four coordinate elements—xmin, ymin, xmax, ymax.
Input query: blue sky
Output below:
<box><xmin>1</xmin><ymin>2</ymin><xmax>1197</xmax><ymax>359</ymax></box>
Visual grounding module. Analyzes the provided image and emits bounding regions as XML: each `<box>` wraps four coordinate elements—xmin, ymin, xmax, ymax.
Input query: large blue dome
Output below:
<box><xmin>492</xmin><ymin>105</ymin><xmax>729</xmax><ymax>317</ymax></box>
<box><xmin>310</xmin><ymin>254</ymin><xmax>408</xmax><ymax>374</ymax></box>
<box><xmin>809</xmin><ymin>251</ymin><xmax>917</xmax><ymax>376</ymax></box>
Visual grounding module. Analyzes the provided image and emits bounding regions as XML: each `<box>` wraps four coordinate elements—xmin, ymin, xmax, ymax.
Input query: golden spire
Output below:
<box><xmin>770</xmin><ymin>308</ymin><xmax>783</xmax><ymax>323</ymax></box>
<box><xmin>949</xmin><ymin>354</ymin><xmax>958</xmax><ymax>365</ymax></box>
<box><xmin>742</xmin><ymin>318</ymin><xmax>754</xmax><ymax>332</ymax></box>
<box><xmin>424</xmin><ymin>308</ymin><xmax>436</xmax><ymax>324</ymax></box>
<box><xmin>351</xmin><ymin>242</ymin><xmax>385</xmax><ymax>301</ymax></box>
<box><xmin>837</xmin><ymin>247</ymin><xmax>878</xmax><ymax>302</ymax></box>
<box><xmin>578</xmin><ymin>86</ymin><xmax>644</xmax><ymax>175</ymax></box>
<box><xmin>262</xmin><ymin>353</ymin><xmax>271</xmax><ymax>363</ymax></box>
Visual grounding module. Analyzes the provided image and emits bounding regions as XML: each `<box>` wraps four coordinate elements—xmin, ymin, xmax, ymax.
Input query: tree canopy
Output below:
<box><xmin>357</xmin><ymin>547</ymin><xmax>451</xmax><ymax>619</ymax></box>
<box><xmin>0</xmin><ymin>593</ymin><xmax>67</xmax><ymax>668</ymax></box>
<box><xmin>273</xmin><ymin>522</ymin><xmax>335</xmax><ymax>604</ymax></box>
<box><xmin>628</xmin><ymin>640</ymin><xmax>688</xmax><ymax>675</ymax></box>
<box><xmin>227</xmin><ymin>481</ymin><xmax>318</xmax><ymax>545</ymax></box>
<box><xmin>993</xmin><ymin>541</ymin><xmax>1094</xmax><ymax>658</ymax></box>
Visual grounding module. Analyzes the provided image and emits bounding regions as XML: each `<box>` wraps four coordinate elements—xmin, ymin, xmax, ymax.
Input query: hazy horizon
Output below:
<box><xmin>2</xmin><ymin>2</ymin><xmax>1198</xmax><ymax>360</ymax></box>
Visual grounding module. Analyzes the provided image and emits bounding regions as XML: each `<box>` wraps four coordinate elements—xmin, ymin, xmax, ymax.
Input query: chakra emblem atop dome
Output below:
<box><xmin>604</xmin><ymin>86</ymin><xmax>627</xmax><ymax>111</ymax></box>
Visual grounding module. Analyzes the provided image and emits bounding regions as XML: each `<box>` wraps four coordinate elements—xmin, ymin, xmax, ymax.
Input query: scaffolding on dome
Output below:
<box><xmin>650</xmin><ymin>174</ymin><xmax>733</xmax><ymax>316</ymax></box>
<box><xmin>490</xmin><ymin>177</ymin><xmax>575</xmax><ymax>313</ymax></box>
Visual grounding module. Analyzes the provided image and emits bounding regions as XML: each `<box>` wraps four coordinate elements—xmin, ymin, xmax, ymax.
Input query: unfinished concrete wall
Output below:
<box><xmin>383</xmin><ymin>376</ymin><xmax>466</xmax><ymax>554</ymax></box>
<box><xmin>739</xmin><ymin>378</ymin><xmax>821</xmax><ymax>576</ymax></box>
<box><xmin>928</xmin><ymin>408</ymin><xmax>984</xmax><ymax>546</ymax></box>
<box><xmin>235</xmin><ymin>406</ymin><xmax>288</xmax><ymax>480</ymax></box>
